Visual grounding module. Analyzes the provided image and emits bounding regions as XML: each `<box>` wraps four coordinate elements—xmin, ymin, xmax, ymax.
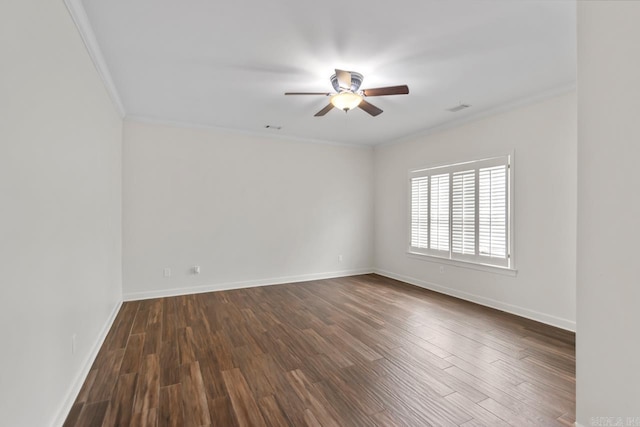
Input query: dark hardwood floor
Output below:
<box><xmin>64</xmin><ymin>274</ymin><xmax>575</xmax><ymax>426</ymax></box>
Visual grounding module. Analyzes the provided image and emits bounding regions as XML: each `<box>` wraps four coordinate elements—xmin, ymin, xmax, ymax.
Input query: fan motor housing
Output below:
<box><xmin>331</xmin><ymin>71</ymin><xmax>363</xmax><ymax>92</ymax></box>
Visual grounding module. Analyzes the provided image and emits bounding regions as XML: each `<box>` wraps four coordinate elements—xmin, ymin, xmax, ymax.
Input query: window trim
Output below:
<box><xmin>406</xmin><ymin>252</ymin><xmax>518</xmax><ymax>276</ymax></box>
<box><xmin>406</xmin><ymin>151</ymin><xmax>516</xmax><ymax>273</ymax></box>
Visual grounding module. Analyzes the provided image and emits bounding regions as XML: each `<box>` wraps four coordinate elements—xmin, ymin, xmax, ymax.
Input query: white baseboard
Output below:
<box><xmin>575</xmin><ymin>422</ymin><xmax>585</xmax><ymax>427</ymax></box>
<box><xmin>123</xmin><ymin>268</ymin><xmax>374</xmax><ymax>301</ymax></box>
<box><xmin>51</xmin><ymin>300</ymin><xmax>123</xmax><ymax>427</ymax></box>
<box><xmin>374</xmin><ymin>268</ymin><xmax>576</xmax><ymax>332</ymax></box>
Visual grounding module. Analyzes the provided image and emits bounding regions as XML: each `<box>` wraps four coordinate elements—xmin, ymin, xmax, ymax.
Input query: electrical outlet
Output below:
<box><xmin>163</xmin><ymin>268</ymin><xmax>171</xmax><ymax>277</ymax></box>
<box><xmin>338</xmin><ymin>255</ymin><xmax>343</xmax><ymax>262</ymax></box>
<box><xmin>193</xmin><ymin>265</ymin><xmax>200</xmax><ymax>274</ymax></box>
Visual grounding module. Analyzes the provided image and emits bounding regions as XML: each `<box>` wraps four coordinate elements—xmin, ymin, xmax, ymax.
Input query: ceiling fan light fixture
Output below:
<box><xmin>331</xmin><ymin>92</ymin><xmax>362</xmax><ymax>111</ymax></box>
<box><xmin>331</xmin><ymin>71</ymin><xmax>364</xmax><ymax>92</ymax></box>
<box><xmin>285</xmin><ymin>69</ymin><xmax>407</xmax><ymax>117</ymax></box>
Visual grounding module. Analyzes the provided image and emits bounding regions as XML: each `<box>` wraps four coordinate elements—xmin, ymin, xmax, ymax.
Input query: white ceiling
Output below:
<box><xmin>81</xmin><ymin>0</ymin><xmax>576</xmax><ymax>146</ymax></box>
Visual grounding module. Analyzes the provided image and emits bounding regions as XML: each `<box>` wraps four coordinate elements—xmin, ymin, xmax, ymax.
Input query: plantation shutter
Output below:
<box><xmin>408</xmin><ymin>155</ymin><xmax>510</xmax><ymax>269</ymax></box>
<box><xmin>452</xmin><ymin>170</ymin><xmax>476</xmax><ymax>256</ymax></box>
<box><xmin>479</xmin><ymin>165</ymin><xmax>507</xmax><ymax>259</ymax></box>
<box><xmin>411</xmin><ymin>177</ymin><xmax>429</xmax><ymax>249</ymax></box>
<box><xmin>429</xmin><ymin>173</ymin><xmax>450</xmax><ymax>251</ymax></box>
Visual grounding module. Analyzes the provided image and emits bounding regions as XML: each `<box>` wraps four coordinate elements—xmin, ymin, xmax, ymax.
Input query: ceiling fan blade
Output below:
<box><xmin>285</xmin><ymin>92</ymin><xmax>332</xmax><ymax>95</ymax></box>
<box><xmin>358</xmin><ymin>99</ymin><xmax>383</xmax><ymax>117</ymax></box>
<box><xmin>335</xmin><ymin>69</ymin><xmax>352</xmax><ymax>90</ymax></box>
<box><xmin>362</xmin><ymin>85</ymin><xmax>409</xmax><ymax>97</ymax></box>
<box><xmin>314</xmin><ymin>104</ymin><xmax>335</xmax><ymax>117</ymax></box>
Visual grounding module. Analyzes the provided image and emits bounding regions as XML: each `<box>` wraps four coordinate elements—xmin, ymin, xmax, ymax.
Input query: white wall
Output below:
<box><xmin>374</xmin><ymin>92</ymin><xmax>577</xmax><ymax>330</ymax></box>
<box><xmin>122</xmin><ymin>121</ymin><xmax>373</xmax><ymax>299</ymax></box>
<box><xmin>0</xmin><ymin>1</ymin><xmax>123</xmax><ymax>426</ymax></box>
<box><xmin>577</xmin><ymin>2</ymin><xmax>640</xmax><ymax>423</ymax></box>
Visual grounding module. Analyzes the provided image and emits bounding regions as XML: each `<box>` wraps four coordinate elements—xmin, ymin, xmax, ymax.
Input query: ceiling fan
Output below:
<box><xmin>285</xmin><ymin>69</ymin><xmax>409</xmax><ymax>117</ymax></box>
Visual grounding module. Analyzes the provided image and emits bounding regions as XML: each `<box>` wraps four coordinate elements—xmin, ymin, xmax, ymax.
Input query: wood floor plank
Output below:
<box><xmin>142</xmin><ymin>322</ymin><xmax>161</xmax><ymax>356</ymax></box>
<box><xmin>479</xmin><ymin>397</ymin><xmax>562</xmax><ymax>427</ymax></box>
<box><xmin>446</xmin><ymin>365</ymin><xmax>563</xmax><ymax>423</ymax></box>
<box><xmin>364</xmin><ymin>367</ymin><xmax>468</xmax><ymax>426</ymax></box>
<box><xmin>286</xmin><ymin>370</ymin><xmax>341</xmax><ymax>427</ymax></box>
<box><xmin>180</xmin><ymin>362</ymin><xmax>211</xmax><ymax>427</ymax></box>
<box><xmin>240</xmin><ymin>353</ymin><xmax>277</xmax><ymax>399</ymax></box>
<box><xmin>159</xmin><ymin>339</ymin><xmax>180</xmax><ymax>387</ymax></box>
<box><xmin>74</xmin><ymin>400</ymin><xmax>109</xmax><ymax>427</ymax></box>
<box><xmin>258</xmin><ymin>395</ymin><xmax>291</xmax><ymax>427</ymax></box>
<box><xmin>306</xmin><ymin>378</ymin><xmax>372</xmax><ymax>427</ymax></box>
<box><xmin>65</xmin><ymin>274</ymin><xmax>575</xmax><ymax>427</ymax></box>
<box><xmin>370</xmin><ymin>409</ymin><xmax>405</xmax><ymax>427</ymax></box>
<box><xmin>325</xmin><ymin>324</ymin><xmax>382</xmax><ymax>362</ymax></box>
<box><xmin>63</xmin><ymin>402</ymin><xmax>84</xmax><ymax>427</ymax></box>
<box><xmin>147</xmin><ymin>299</ymin><xmax>163</xmax><ymax>326</ymax></box>
<box><xmin>444</xmin><ymin>392</ymin><xmax>511</xmax><ymax>427</ymax></box>
<box><xmin>222</xmin><ymin>368</ymin><xmax>267</xmax><ymax>427</ymax></box>
<box><xmin>120</xmin><ymin>334</ymin><xmax>145</xmax><ymax>375</ymax></box>
<box><xmin>446</xmin><ymin>354</ymin><xmax>526</xmax><ymax>387</ymax></box>
<box><xmin>557</xmin><ymin>411</ymin><xmax>577</xmax><ymax>426</ymax></box>
<box><xmin>211</xmin><ymin>330</ymin><xmax>235</xmax><ymax>371</ymax></box>
<box><xmin>303</xmin><ymin>409</ymin><xmax>322</xmax><ymax>427</ymax></box>
<box><xmin>132</xmin><ymin>354</ymin><xmax>160</xmax><ymax>419</ymax></box>
<box><xmin>101</xmin><ymin>372</ymin><xmax>137</xmax><ymax>427</ymax></box>
<box><xmin>517</xmin><ymin>380</ymin><xmax>576</xmax><ymax>414</ymax></box>
<box><xmin>161</xmin><ymin>299</ymin><xmax>177</xmax><ymax>343</ymax></box>
<box><xmin>75</xmin><ymin>370</ymin><xmax>98</xmax><ymax>403</ymax></box>
<box><xmin>208</xmin><ymin>396</ymin><xmax>237</xmax><ymax>427</ymax></box>
<box><xmin>131</xmin><ymin>300</ymin><xmax>152</xmax><ymax>335</ymax></box>
<box><xmin>86</xmin><ymin>349</ymin><xmax>125</xmax><ymax>404</ymax></box>
<box><xmin>109</xmin><ymin>302</ymin><xmax>140</xmax><ymax>351</ymax></box>
<box><xmin>198</xmin><ymin>357</ymin><xmax>230</xmax><ymax>401</ymax></box>
<box><xmin>247</xmin><ymin>356</ymin><xmax>308</xmax><ymax>426</ymax></box>
<box><xmin>301</xmin><ymin>354</ymin><xmax>386</xmax><ymax>417</ymax></box>
<box><xmin>370</xmin><ymin>354</ymin><xmax>457</xmax><ymax>402</ymax></box>
<box><xmin>159</xmin><ymin>384</ymin><xmax>184</xmax><ymax>427</ymax></box>
<box><xmin>177</xmin><ymin>326</ymin><xmax>196</xmax><ymax>365</ymax></box>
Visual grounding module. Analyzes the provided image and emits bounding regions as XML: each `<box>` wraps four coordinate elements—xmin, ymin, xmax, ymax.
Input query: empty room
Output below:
<box><xmin>2</xmin><ymin>0</ymin><xmax>639</xmax><ymax>426</ymax></box>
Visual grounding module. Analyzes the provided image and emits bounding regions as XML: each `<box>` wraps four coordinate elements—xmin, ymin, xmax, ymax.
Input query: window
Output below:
<box><xmin>409</xmin><ymin>155</ymin><xmax>512</xmax><ymax>269</ymax></box>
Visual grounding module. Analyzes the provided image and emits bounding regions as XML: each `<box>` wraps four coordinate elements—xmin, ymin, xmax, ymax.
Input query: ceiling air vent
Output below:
<box><xmin>447</xmin><ymin>104</ymin><xmax>471</xmax><ymax>112</ymax></box>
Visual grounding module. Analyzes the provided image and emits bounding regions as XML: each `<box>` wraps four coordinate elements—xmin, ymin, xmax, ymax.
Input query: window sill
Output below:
<box><xmin>406</xmin><ymin>251</ymin><xmax>518</xmax><ymax>277</ymax></box>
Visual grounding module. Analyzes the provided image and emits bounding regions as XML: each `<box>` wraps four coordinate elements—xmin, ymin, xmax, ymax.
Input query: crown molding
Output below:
<box><xmin>125</xmin><ymin>115</ymin><xmax>374</xmax><ymax>150</ymax></box>
<box><xmin>63</xmin><ymin>0</ymin><xmax>126</xmax><ymax>117</ymax></box>
<box><xmin>379</xmin><ymin>82</ymin><xmax>577</xmax><ymax>148</ymax></box>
